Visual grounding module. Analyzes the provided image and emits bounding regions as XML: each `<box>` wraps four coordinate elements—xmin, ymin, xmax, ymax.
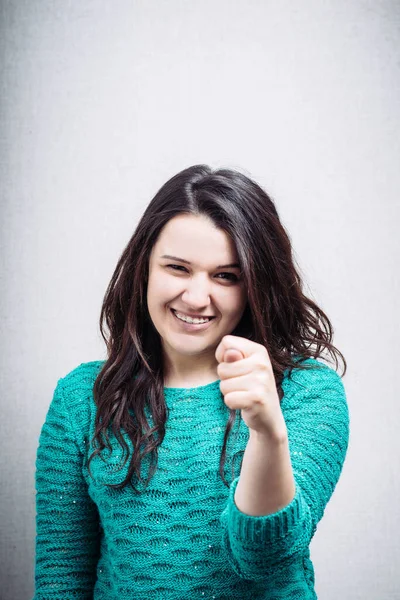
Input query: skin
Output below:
<box><xmin>146</xmin><ymin>214</ymin><xmax>248</xmax><ymax>388</ymax></box>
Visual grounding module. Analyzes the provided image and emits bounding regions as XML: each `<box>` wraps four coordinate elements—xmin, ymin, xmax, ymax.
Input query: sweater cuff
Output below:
<box><xmin>225</xmin><ymin>475</ymin><xmax>307</xmax><ymax>543</ymax></box>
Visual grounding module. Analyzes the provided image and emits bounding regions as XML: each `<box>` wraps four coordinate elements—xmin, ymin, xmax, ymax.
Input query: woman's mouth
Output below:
<box><xmin>170</xmin><ymin>309</ymin><xmax>216</xmax><ymax>331</ymax></box>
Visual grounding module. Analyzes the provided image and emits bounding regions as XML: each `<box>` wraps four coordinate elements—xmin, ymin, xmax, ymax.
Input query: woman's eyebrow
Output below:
<box><xmin>160</xmin><ymin>254</ymin><xmax>240</xmax><ymax>269</ymax></box>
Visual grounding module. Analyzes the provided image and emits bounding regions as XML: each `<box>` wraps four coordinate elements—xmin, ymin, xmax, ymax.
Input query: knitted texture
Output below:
<box><xmin>33</xmin><ymin>357</ymin><xmax>349</xmax><ymax>599</ymax></box>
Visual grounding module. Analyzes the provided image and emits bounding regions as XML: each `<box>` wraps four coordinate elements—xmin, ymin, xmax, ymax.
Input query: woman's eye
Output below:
<box><xmin>216</xmin><ymin>273</ymin><xmax>238</xmax><ymax>282</ymax></box>
<box><xmin>167</xmin><ymin>264</ymin><xmax>187</xmax><ymax>272</ymax></box>
<box><xmin>167</xmin><ymin>265</ymin><xmax>238</xmax><ymax>282</ymax></box>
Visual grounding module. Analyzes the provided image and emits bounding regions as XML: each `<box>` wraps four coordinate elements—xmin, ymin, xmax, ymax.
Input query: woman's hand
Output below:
<box><xmin>215</xmin><ymin>334</ymin><xmax>287</xmax><ymax>441</ymax></box>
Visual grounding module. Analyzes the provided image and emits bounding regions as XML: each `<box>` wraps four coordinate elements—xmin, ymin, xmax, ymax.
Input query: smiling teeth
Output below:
<box><xmin>174</xmin><ymin>311</ymin><xmax>211</xmax><ymax>324</ymax></box>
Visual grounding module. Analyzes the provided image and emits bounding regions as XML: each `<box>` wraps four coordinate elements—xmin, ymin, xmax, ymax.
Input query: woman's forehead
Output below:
<box><xmin>153</xmin><ymin>215</ymin><xmax>239</xmax><ymax>263</ymax></box>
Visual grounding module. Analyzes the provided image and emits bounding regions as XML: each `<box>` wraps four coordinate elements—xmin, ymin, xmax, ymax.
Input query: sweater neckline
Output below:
<box><xmin>163</xmin><ymin>379</ymin><xmax>221</xmax><ymax>393</ymax></box>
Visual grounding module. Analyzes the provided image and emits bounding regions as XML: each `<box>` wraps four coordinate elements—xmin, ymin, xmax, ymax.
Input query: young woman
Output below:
<box><xmin>33</xmin><ymin>165</ymin><xmax>350</xmax><ymax>599</ymax></box>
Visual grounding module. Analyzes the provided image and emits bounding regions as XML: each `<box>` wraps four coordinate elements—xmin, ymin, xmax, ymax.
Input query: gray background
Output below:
<box><xmin>1</xmin><ymin>1</ymin><xmax>399</xmax><ymax>599</ymax></box>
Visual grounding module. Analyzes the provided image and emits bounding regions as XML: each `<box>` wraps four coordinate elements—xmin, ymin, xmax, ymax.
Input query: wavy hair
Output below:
<box><xmin>87</xmin><ymin>164</ymin><xmax>347</xmax><ymax>492</ymax></box>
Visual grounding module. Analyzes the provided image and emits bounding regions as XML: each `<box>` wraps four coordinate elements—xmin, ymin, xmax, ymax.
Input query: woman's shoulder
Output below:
<box><xmin>58</xmin><ymin>359</ymin><xmax>106</xmax><ymax>393</ymax></box>
<box><xmin>54</xmin><ymin>360</ymin><xmax>106</xmax><ymax>440</ymax></box>
<box><xmin>282</xmin><ymin>356</ymin><xmax>346</xmax><ymax>400</ymax></box>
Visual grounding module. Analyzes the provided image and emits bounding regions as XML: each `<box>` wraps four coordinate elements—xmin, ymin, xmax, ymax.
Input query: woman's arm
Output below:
<box><xmin>219</xmin><ymin>360</ymin><xmax>350</xmax><ymax>582</ymax></box>
<box><xmin>234</xmin><ymin>428</ymin><xmax>296</xmax><ymax>517</ymax></box>
<box><xmin>33</xmin><ymin>379</ymin><xmax>100</xmax><ymax>599</ymax></box>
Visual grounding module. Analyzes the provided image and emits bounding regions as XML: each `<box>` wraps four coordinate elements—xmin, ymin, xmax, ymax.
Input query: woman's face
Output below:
<box><xmin>147</xmin><ymin>214</ymin><xmax>248</xmax><ymax>367</ymax></box>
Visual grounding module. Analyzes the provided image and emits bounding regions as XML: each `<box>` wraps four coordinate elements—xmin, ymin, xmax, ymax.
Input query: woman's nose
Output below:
<box><xmin>181</xmin><ymin>276</ymin><xmax>212</xmax><ymax>308</ymax></box>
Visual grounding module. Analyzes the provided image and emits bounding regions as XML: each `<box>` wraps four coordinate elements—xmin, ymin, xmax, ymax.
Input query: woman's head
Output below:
<box><xmin>103</xmin><ymin>164</ymin><xmax>308</xmax><ymax>377</ymax></box>
<box><xmin>140</xmin><ymin>164</ymin><xmax>306</xmax><ymax>379</ymax></box>
<box><xmin>92</xmin><ymin>164</ymin><xmax>346</xmax><ymax>491</ymax></box>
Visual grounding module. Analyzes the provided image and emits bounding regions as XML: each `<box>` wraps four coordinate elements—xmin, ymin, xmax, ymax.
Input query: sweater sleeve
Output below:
<box><xmin>219</xmin><ymin>361</ymin><xmax>350</xmax><ymax>582</ymax></box>
<box><xmin>33</xmin><ymin>378</ymin><xmax>100</xmax><ymax>599</ymax></box>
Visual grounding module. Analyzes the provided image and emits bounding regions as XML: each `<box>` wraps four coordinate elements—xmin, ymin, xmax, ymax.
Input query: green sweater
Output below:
<box><xmin>33</xmin><ymin>357</ymin><xmax>349</xmax><ymax>599</ymax></box>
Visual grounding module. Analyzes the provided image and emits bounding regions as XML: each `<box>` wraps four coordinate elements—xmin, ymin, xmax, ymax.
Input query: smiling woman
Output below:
<box><xmin>33</xmin><ymin>164</ymin><xmax>349</xmax><ymax>600</ymax></box>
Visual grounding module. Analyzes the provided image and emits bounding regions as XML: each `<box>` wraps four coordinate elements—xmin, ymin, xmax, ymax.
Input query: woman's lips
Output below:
<box><xmin>170</xmin><ymin>308</ymin><xmax>216</xmax><ymax>331</ymax></box>
<box><xmin>171</xmin><ymin>309</ymin><xmax>215</xmax><ymax>319</ymax></box>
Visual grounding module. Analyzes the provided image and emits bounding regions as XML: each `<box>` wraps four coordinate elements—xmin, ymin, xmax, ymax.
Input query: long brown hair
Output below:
<box><xmin>87</xmin><ymin>164</ymin><xmax>346</xmax><ymax>492</ymax></box>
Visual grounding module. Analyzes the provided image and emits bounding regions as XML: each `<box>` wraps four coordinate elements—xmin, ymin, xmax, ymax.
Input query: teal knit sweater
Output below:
<box><xmin>33</xmin><ymin>357</ymin><xmax>349</xmax><ymax>599</ymax></box>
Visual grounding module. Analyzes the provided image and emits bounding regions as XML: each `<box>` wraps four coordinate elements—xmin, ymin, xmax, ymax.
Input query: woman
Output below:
<box><xmin>33</xmin><ymin>165</ymin><xmax>350</xmax><ymax>599</ymax></box>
